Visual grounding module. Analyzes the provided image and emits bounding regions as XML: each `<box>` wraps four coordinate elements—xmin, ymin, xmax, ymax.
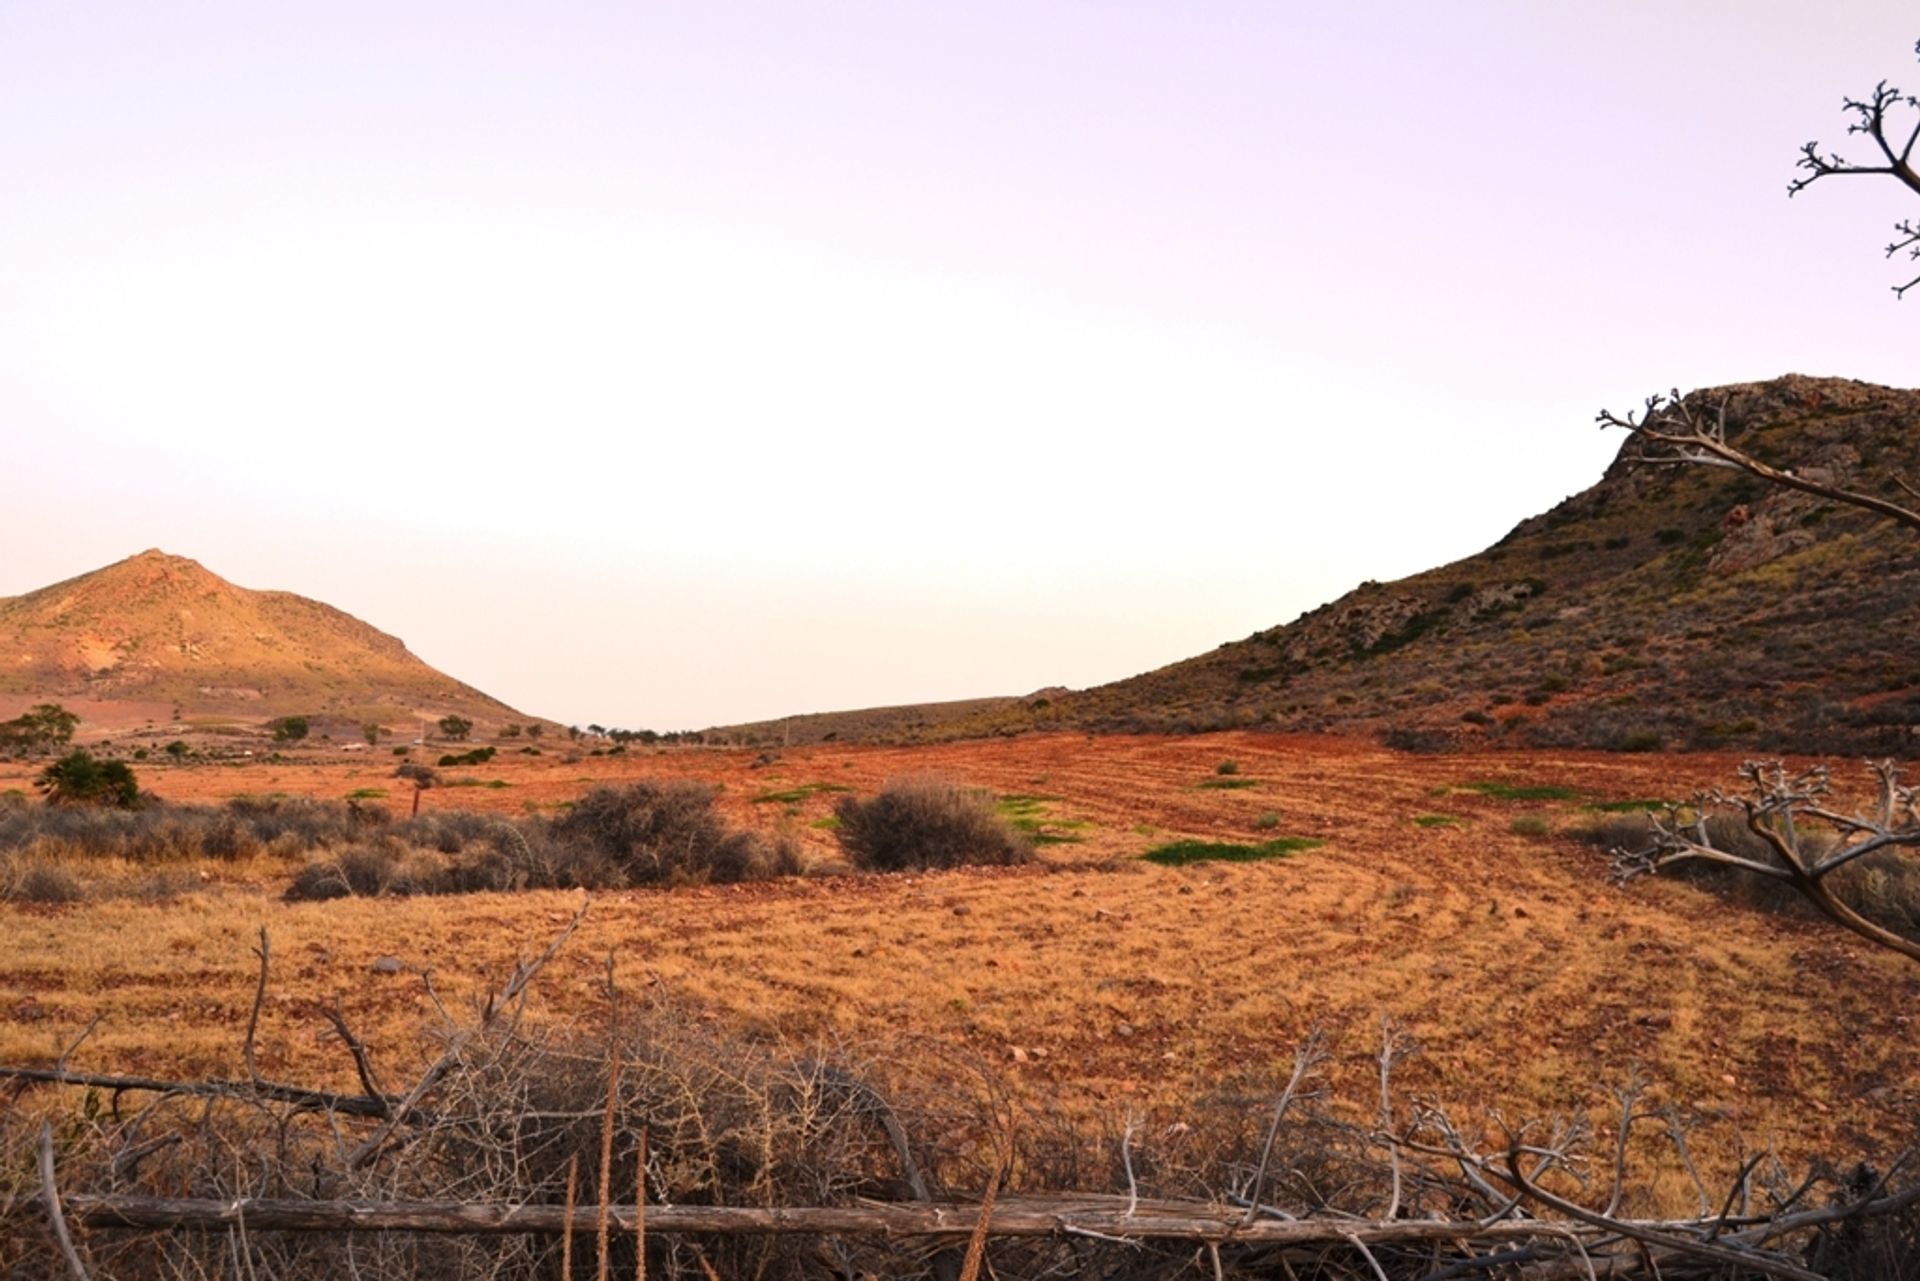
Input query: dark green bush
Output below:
<box><xmin>438</xmin><ymin>747</ymin><xmax>497</xmax><ymax>767</ymax></box>
<box><xmin>833</xmin><ymin>777</ymin><xmax>1033</xmax><ymax>873</ymax></box>
<box><xmin>35</xmin><ymin>751</ymin><xmax>141</xmax><ymax>808</ymax></box>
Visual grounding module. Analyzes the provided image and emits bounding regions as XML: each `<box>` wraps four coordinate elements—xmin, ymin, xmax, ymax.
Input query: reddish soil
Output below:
<box><xmin>3</xmin><ymin>732</ymin><xmax>1915</xmax><ymax>1198</ymax></box>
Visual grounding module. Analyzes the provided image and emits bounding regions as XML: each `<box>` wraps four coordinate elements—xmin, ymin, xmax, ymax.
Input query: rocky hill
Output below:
<box><xmin>933</xmin><ymin>374</ymin><xmax>1920</xmax><ymax>755</ymax></box>
<box><xmin>0</xmin><ymin>550</ymin><xmax>531</xmax><ymax>736</ymax></box>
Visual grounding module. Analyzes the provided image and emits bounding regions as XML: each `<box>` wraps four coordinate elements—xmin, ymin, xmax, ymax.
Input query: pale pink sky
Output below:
<box><xmin>2</xmin><ymin>2</ymin><xmax>1915</xmax><ymax>728</ymax></box>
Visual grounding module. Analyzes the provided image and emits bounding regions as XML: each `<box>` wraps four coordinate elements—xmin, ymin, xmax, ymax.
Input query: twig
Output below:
<box><xmin>1660</xmin><ymin>1109</ymin><xmax>1711</xmax><ymax>1221</ymax></box>
<box><xmin>1603</xmin><ymin>1073</ymin><xmax>1645</xmax><ymax>1220</ymax></box>
<box><xmin>53</xmin><ymin>1015</ymin><xmax>103</xmax><ymax>1077</ymax></box>
<box><xmin>1497</xmin><ymin>1145</ymin><xmax>1826</xmax><ymax>1281</ymax></box>
<box><xmin>1344</xmin><ymin>1231</ymin><xmax>1391</xmax><ymax>1281</ymax></box>
<box><xmin>563</xmin><ymin>1155</ymin><xmax>579</xmax><ymax>1280</ymax></box>
<box><xmin>598</xmin><ymin>1047</ymin><xmax>622</xmax><ymax>1281</ymax></box>
<box><xmin>1378</xmin><ymin>1017</ymin><xmax>1413</xmax><ymax>1221</ymax></box>
<box><xmin>318</xmin><ymin>1002</ymin><xmax>389</xmax><ymax>1107</ymax></box>
<box><xmin>38</xmin><ymin>1122</ymin><xmax>93</xmax><ymax>1281</ymax></box>
<box><xmin>635</xmin><ymin>1127</ymin><xmax>647</xmax><ymax>1281</ymax></box>
<box><xmin>243</xmin><ymin>928</ymin><xmax>270</xmax><ymax>1087</ymax></box>
<box><xmin>957</xmin><ymin>1163</ymin><xmax>1001</xmax><ymax>1281</ymax></box>
<box><xmin>347</xmin><ymin>896</ymin><xmax>589</xmax><ymax>1170</ymax></box>
<box><xmin>1241</xmin><ymin>1032</ymin><xmax>1328</xmax><ymax>1226</ymax></box>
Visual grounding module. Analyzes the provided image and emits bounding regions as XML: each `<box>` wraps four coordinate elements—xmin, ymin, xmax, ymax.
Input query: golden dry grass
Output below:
<box><xmin>3</xmin><ymin>731</ymin><xmax>1916</xmax><ymax>1207</ymax></box>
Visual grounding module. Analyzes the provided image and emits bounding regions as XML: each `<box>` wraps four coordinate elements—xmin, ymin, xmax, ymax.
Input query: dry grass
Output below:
<box><xmin>2</xmin><ymin>731</ymin><xmax>1916</xmax><ymax>1208</ymax></box>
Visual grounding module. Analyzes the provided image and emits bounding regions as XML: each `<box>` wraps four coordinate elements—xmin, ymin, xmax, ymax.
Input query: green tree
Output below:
<box><xmin>437</xmin><ymin>715</ymin><xmax>473</xmax><ymax>742</ymax></box>
<box><xmin>0</xmin><ymin>703</ymin><xmax>80</xmax><ymax>755</ymax></box>
<box><xmin>361</xmin><ymin>722</ymin><xmax>382</xmax><ymax>748</ymax></box>
<box><xmin>36</xmin><ymin>750</ymin><xmax>141</xmax><ymax>808</ymax></box>
<box><xmin>269</xmin><ymin>715</ymin><xmax>310</xmax><ymax>743</ymax></box>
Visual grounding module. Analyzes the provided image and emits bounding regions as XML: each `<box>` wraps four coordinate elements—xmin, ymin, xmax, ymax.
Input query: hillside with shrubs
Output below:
<box><xmin>925</xmin><ymin>375</ymin><xmax>1920</xmax><ymax>754</ymax></box>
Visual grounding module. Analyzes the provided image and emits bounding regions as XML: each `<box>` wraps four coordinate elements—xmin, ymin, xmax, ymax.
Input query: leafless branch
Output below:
<box><xmin>1375</xmin><ymin>1018</ymin><xmax>1415</xmax><ymax>1222</ymax></box>
<box><xmin>1596</xmin><ymin>391</ymin><xmax>1920</xmax><ymax>535</ymax></box>
<box><xmin>317</xmin><ymin>1002</ymin><xmax>389</xmax><ymax>1107</ymax></box>
<box><xmin>1239</xmin><ymin>1031</ymin><xmax>1329</xmax><ymax>1226</ymax></box>
<box><xmin>1787</xmin><ymin>45</ymin><xmax>1920</xmax><ymax>296</ymax></box>
<box><xmin>38</xmin><ymin>1122</ymin><xmax>93</xmax><ymax>1281</ymax></box>
<box><xmin>243</xmin><ymin>928</ymin><xmax>270</xmax><ymax>1088</ymax></box>
<box><xmin>346</xmin><ymin>895</ymin><xmax>590</xmax><ymax>1170</ymax></box>
<box><xmin>1612</xmin><ymin>760</ymin><xmax>1920</xmax><ymax>964</ymax></box>
<box><xmin>1496</xmin><ymin>1143</ymin><xmax>1829</xmax><ymax>1281</ymax></box>
<box><xmin>0</xmin><ymin>1066</ymin><xmax>393</xmax><ymax>1118</ymax></box>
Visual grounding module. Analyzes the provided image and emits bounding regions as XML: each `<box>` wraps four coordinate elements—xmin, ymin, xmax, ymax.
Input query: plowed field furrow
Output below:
<box><xmin>3</xmin><ymin>731</ymin><xmax>1915</xmax><ymax>1199</ymax></box>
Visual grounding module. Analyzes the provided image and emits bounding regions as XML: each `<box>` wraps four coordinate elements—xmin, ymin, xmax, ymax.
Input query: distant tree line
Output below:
<box><xmin>571</xmin><ymin>724</ymin><xmax>710</xmax><ymax>747</ymax></box>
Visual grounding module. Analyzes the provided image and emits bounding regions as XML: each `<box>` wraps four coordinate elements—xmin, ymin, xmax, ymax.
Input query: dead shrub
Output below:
<box><xmin>833</xmin><ymin>776</ymin><xmax>1033</xmax><ymax>872</ymax></box>
<box><xmin>0</xmin><ymin>855</ymin><xmax>85</xmax><ymax>904</ymax></box>
<box><xmin>551</xmin><ymin>781</ymin><xmax>802</xmax><ymax>884</ymax></box>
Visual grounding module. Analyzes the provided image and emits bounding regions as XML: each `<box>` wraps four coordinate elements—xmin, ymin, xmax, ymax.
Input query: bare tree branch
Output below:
<box><xmin>38</xmin><ymin>1122</ymin><xmax>93</xmax><ymax>1281</ymax></box>
<box><xmin>1613</xmin><ymin>760</ymin><xmax>1920</xmax><ymax>964</ymax></box>
<box><xmin>1788</xmin><ymin>45</ymin><xmax>1920</xmax><ymax>295</ymax></box>
<box><xmin>1596</xmin><ymin>392</ymin><xmax>1920</xmax><ymax>535</ymax></box>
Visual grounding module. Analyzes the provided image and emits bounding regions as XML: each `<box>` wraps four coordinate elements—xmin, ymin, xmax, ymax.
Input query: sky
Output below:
<box><xmin>2</xmin><ymin>2</ymin><xmax>1916</xmax><ymax>730</ymax></box>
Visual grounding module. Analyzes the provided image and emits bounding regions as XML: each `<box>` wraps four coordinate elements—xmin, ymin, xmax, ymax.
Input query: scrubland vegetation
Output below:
<box><xmin>0</xmin><ymin>771</ymin><xmax>1052</xmax><ymax>905</ymax></box>
<box><xmin>3</xmin><ymin>732</ymin><xmax>1919</xmax><ymax>1277</ymax></box>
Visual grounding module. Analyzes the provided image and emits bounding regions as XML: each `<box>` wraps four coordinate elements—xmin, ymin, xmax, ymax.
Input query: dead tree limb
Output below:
<box><xmin>1496</xmin><ymin>1145</ymin><xmax>1828</xmax><ymax>1281</ymax></box>
<box><xmin>1613</xmin><ymin>759</ymin><xmax>1920</xmax><ymax>964</ymax></box>
<box><xmin>1786</xmin><ymin>41</ymin><xmax>1920</xmax><ymax>296</ymax></box>
<box><xmin>1597</xmin><ymin>392</ymin><xmax>1920</xmax><ymax>535</ymax></box>
<box><xmin>0</xmin><ymin>1066</ymin><xmax>393</xmax><ymax>1118</ymax></box>
<box><xmin>46</xmin><ymin>1191</ymin><xmax>1615</xmax><ymax>1244</ymax></box>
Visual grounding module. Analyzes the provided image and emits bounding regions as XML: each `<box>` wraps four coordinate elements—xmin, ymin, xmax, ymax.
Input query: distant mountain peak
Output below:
<box><xmin>0</xmin><ymin>552</ymin><xmax>533</xmax><ymax>732</ymax></box>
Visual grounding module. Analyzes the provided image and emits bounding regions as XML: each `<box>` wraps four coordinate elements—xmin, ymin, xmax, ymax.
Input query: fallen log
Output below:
<box><xmin>62</xmin><ymin>1191</ymin><xmax>1588</xmax><ymax>1245</ymax></box>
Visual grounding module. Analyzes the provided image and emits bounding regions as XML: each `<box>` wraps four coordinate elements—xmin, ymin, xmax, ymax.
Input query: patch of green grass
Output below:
<box><xmin>809</xmin><ymin>816</ymin><xmax>841</xmax><ymax>830</ymax></box>
<box><xmin>996</xmin><ymin>795</ymin><xmax>1089</xmax><ymax>845</ymax></box>
<box><xmin>1584</xmin><ymin>798</ymin><xmax>1674</xmax><ymax>814</ymax></box>
<box><xmin>1197</xmin><ymin>777</ymin><xmax>1258</xmax><ymax>790</ymax></box>
<box><xmin>1143</xmin><ymin>836</ymin><xmax>1324</xmax><ymax>867</ymax></box>
<box><xmin>1215</xmin><ymin>759</ymin><xmax>1240</xmax><ymax>776</ymax></box>
<box><xmin>345</xmin><ymin>787</ymin><xmax>388</xmax><ymax>800</ymax></box>
<box><xmin>1252</xmin><ymin>811</ymin><xmax>1281</xmax><ymax>830</ymax></box>
<box><xmin>1413</xmin><ymin>814</ymin><xmax>1462</xmax><ymax>828</ymax></box>
<box><xmin>1464</xmin><ymin>781</ymin><xmax>1578</xmax><ymax>803</ymax></box>
<box><xmin>752</xmin><ymin>782</ymin><xmax>854</xmax><ymax>804</ymax></box>
<box><xmin>445</xmin><ymin>777</ymin><xmax>511</xmax><ymax>789</ymax></box>
<box><xmin>1509</xmin><ymin>815</ymin><xmax>1552</xmax><ymax>838</ymax></box>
